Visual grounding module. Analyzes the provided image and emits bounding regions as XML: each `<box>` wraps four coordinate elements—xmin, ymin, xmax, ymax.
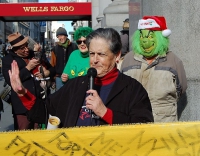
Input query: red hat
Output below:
<box><xmin>138</xmin><ymin>16</ymin><xmax>171</xmax><ymax>37</ymax></box>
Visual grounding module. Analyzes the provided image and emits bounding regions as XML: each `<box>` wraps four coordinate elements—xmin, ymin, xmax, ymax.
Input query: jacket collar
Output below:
<box><xmin>134</xmin><ymin>52</ymin><xmax>169</xmax><ymax>69</ymax></box>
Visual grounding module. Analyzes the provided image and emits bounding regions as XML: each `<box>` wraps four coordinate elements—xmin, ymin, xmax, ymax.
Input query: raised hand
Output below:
<box><xmin>34</xmin><ymin>43</ymin><xmax>41</xmax><ymax>52</ymax></box>
<box><xmin>8</xmin><ymin>60</ymin><xmax>26</xmax><ymax>96</ymax></box>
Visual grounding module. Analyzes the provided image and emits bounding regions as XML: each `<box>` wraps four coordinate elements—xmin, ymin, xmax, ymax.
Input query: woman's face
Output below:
<box><xmin>76</xmin><ymin>36</ymin><xmax>88</xmax><ymax>53</ymax></box>
<box><xmin>89</xmin><ymin>37</ymin><xmax>120</xmax><ymax>77</ymax></box>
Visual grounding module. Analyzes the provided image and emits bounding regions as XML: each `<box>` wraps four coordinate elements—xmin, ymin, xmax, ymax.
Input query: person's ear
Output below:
<box><xmin>115</xmin><ymin>51</ymin><xmax>121</xmax><ymax>63</ymax></box>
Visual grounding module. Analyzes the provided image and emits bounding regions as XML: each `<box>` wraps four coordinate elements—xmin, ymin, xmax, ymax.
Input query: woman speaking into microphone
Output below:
<box><xmin>8</xmin><ymin>28</ymin><xmax>154</xmax><ymax>128</ymax></box>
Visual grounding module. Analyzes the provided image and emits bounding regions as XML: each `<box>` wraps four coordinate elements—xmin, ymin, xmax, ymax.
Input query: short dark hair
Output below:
<box><xmin>86</xmin><ymin>28</ymin><xmax>122</xmax><ymax>55</ymax></box>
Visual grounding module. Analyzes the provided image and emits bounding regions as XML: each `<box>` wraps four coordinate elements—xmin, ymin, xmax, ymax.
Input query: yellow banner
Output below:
<box><xmin>1</xmin><ymin>122</ymin><xmax>200</xmax><ymax>156</ymax></box>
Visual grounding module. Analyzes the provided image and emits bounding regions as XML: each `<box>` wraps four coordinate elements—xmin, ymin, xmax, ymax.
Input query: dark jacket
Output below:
<box><xmin>0</xmin><ymin>98</ymin><xmax>3</xmax><ymax>112</ymax></box>
<box><xmin>51</xmin><ymin>41</ymin><xmax>77</xmax><ymax>76</ymax></box>
<box><xmin>2</xmin><ymin>50</ymin><xmax>55</xmax><ymax>114</ymax></box>
<box><xmin>28</xmin><ymin>73</ymin><xmax>154</xmax><ymax>127</ymax></box>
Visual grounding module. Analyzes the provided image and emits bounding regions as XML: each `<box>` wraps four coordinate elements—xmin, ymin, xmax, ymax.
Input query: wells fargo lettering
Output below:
<box><xmin>23</xmin><ymin>6</ymin><xmax>48</xmax><ymax>12</ymax></box>
<box><xmin>23</xmin><ymin>6</ymin><xmax>75</xmax><ymax>12</ymax></box>
<box><xmin>51</xmin><ymin>6</ymin><xmax>74</xmax><ymax>12</ymax></box>
<box><xmin>2</xmin><ymin>123</ymin><xmax>200</xmax><ymax>155</ymax></box>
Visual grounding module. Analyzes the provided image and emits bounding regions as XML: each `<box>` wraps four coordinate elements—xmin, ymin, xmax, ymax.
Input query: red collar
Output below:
<box><xmin>95</xmin><ymin>67</ymin><xmax>119</xmax><ymax>86</ymax></box>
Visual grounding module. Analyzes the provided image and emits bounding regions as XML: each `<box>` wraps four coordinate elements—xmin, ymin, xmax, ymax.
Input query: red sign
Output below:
<box><xmin>0</xmin><ymin>2</ymin><xmax>91</xmax><ymax>21</ymax></box>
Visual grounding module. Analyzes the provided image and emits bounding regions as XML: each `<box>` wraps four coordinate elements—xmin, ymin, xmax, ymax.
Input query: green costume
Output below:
<box><xmin>62</xmin><ymin>27</ymin><xmax>93</xmax><ymax>81</ymax></box>
<box><xmin>63</xmin><ymin>49</ymin><xmax>89</xmax><ymax>80</ymax></box>
<box><xmin>121</xmin><ymin>16</ymin><xmax>187</xmax><ymax>122</ymax></box>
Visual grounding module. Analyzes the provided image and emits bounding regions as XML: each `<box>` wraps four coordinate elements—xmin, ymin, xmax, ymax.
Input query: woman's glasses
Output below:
<box><xmin>76</xmin><ymin>40</ymin><xmax>86</xmax><ymax>45</ymax></box>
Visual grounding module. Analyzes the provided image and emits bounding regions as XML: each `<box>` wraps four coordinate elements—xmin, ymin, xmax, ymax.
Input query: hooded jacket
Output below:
<box><xmin>121</xmin><ymin>51</ymin><xmax>187</xmax><ymax>122</ymax></box>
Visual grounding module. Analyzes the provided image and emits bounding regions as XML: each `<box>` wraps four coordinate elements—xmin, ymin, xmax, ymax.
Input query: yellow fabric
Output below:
<box><xmin>0</xmin><ymin>122</ymin><xmax>200</xmax><ymax>155</ymax></box>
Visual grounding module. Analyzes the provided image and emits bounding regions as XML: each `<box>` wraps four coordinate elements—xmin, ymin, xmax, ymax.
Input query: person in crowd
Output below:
<box><xmin>121</xmin><ymin>16</ymin><xmax>187</xmax><ymax>122</ymax></box>
<box><xmin>50</xmin><ymin>27</ymin><xmax>77</xmax><ymax>90</ymax></box>
<box><xmin>4</xmin><ymin>39</ymin><xmax>11</xmax><ymax>56</ymax></box>
<box><xmin>117</xmin><ymin>18</ymin><xmax>130</xmax><ymax>69</ymax></box>
<box><xmin>0</xmin><ymin>39</ymin><xmax>5</xmax><ymax>56</ymax></box>
<box><xmin>8</xmin><ymin>28</ymin><xmax>154</xmax><ymax>128</ymax></box>
<box><xmin>61</xmin><ymin>27</ymin><xmax>93</xmax><ymax>83</ymax></box>
<box><xmin>117</xmin><ymin>33</ymin><xmax>129</xmax><ymax>69</ymax></box>
<box><xmin>2</xmin><ymin>32</ymin><xmax>55</xmax><ymax>130</ymax></box>
<box><xmin>120</xmin><ymin>33</ymin><xmax>129</xmax><ymax>57</ymax></box>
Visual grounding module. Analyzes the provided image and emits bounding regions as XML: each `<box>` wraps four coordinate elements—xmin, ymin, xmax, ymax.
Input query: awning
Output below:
<box><xmin>0</xmin><ymin>2</ymin><xmax>91</xmax><ymax>22</ymax></box>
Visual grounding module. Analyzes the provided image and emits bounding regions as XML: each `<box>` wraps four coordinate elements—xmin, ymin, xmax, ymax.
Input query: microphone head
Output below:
<box><xmin>87</xmin><ymin>67</ymin><xmax>97</xmax><ymax>78</ymax></box>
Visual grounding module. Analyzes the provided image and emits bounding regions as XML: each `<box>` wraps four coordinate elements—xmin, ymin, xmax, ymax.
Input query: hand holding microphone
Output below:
<box><xmin>86</xmin><ymin>68</ymin><xmax>107</xmax><ymax>118</ymax></box>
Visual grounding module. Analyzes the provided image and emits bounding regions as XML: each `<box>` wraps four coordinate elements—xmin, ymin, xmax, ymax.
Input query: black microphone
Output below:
<box><xmin>87</xmin><ymin>68</ymin><xmax>97</xmax><ymax>123</ymax></box>
<box><xmin>87</xmin><ymin>67</ymin><xmax>97</xmax><ymax>92</ymax></box>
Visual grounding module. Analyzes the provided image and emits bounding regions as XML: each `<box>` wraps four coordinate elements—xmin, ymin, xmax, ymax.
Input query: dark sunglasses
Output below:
<box><xmin>76</xmin><ymin>40</ymin><xmax>86</xmax><ymax>45</ymax></box>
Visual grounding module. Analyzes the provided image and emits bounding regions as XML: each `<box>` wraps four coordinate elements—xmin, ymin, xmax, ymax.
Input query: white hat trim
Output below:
<box><xmin>138</xmin><ymin>19</ymin><xmax>160</xmax><ymax>30</ymax></box>
<box><xmin>162</xmin><ymin>29</ymin><xmax>171</xmax><ymax>37</ymax></box>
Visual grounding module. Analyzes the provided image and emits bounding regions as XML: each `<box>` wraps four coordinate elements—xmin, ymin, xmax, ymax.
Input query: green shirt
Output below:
<box><xmin>63</xmin><ymin>49</ymin><xmax>90</xmax><ymax>80</ymax></box>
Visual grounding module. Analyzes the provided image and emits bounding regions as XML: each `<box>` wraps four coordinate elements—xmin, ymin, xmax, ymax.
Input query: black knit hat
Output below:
<box><xmin>56</xmin><ymin>27</ymin><xmax>68</xmax><ymax>37</ymax></box>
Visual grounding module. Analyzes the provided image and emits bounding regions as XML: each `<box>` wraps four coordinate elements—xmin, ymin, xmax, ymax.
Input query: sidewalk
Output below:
<box><xmin>0</xmin><ymin>101</ymin><xmax>14</xmax><ymax>131</ymax></box>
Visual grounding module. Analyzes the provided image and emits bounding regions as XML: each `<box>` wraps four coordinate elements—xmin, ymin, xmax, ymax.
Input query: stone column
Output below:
<box><xmin>129</xmin><ymin>0</ymin><xmax>143</xmax><ymax>38</ymax></box>
<box><xmin>93</xmin><ymin>0</ymin><xmax>112</xmax><ymax>29</ymax></box>
<box><xmin>103</xmin><ymin>0</ymin><xmax>129</xmax><ymax>32</ymax></box>
<box><xmin>92</xmin><ymin>0</ymin><xmax>99</xmax><ymax>29</ymax></box>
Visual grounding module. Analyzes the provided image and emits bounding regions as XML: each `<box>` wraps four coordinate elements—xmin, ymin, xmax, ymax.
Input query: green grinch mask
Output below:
<box><xmin>139</xmin><ymin>30</ymin><xmax>156</xmax><ymax>58</ymax></box>
<box><xmin>132</xmin><ymin>30</ymin><xmax>169</xmax><ymax>58</ymax></box>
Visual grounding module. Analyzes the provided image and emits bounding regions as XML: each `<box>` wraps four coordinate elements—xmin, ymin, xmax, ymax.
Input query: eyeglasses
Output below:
<box><xmin>76</xmin><ymin>40</ymin><xmax>86</xmax><ymax>45</ymax></box>
<box><xmin>19</xmin><ymin>44</ymin><xmax>28</xmax><ymax>51</ymax></box>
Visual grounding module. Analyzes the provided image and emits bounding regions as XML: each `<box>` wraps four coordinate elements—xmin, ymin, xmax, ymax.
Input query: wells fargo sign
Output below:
<box><xmin>1</xmin><ymin>122</ymin><xmax>200</xmax><ymax>156</ymax></box>
<box><xmin>0</xmin><ymin>2</ymin><xmax>91</xmax><ymax>21</ymax></box>
<box><xmin>23</xmin><ymin>6</ymin><xmax>75</xmax><ymax>12</ymax></box>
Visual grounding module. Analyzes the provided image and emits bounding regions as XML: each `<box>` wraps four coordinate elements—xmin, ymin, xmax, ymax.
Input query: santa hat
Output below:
<box><xmin>138</xmin><ymin>16</ymin><xmax>171</xmax><ymax>37</ymax></box>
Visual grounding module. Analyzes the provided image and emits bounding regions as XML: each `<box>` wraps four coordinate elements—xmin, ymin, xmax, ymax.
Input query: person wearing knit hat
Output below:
<box><xmin>61</xmin><ymin>27</ymin><xmax>93</xmax><ymax>82</ymax></box>
<box><xmin>56</xmin><ymin>27</ymin><xmax>68</xmax><ymax>37</ymax></box>
<box><xmin>121</xmin><ymin>16</ymin><xmax>187</xmax><ymax>123</ymax></box>
<box><xmin>50</xmin><ymin>27</ymin><xmax>78</xmax><ymax>91</ymax></box>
